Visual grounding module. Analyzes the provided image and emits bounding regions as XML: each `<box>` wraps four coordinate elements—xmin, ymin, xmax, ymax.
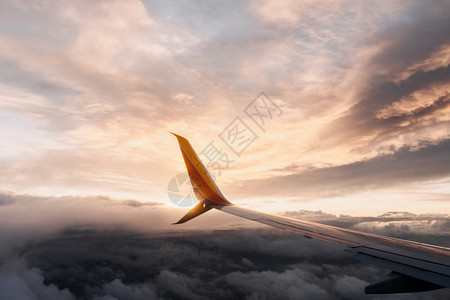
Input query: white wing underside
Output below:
<box><xmin>219</xmin><ymin>205</ymin><xmax>450</xmax><ymax>292</ymax></box>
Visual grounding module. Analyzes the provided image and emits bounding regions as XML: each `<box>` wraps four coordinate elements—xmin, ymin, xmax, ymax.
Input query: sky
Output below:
<box><xmin>0</xmin><ymin>0</ymin><xmax>450</xmax><ymax>215</ymax></box>
<box><xmin>0</xmin><ymin>0</ymin><xmax>449</xmax><ymax>298</ymax></box>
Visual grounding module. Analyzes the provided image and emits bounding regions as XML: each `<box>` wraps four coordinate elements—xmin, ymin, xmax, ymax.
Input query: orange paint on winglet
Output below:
<box><xmin>171</xmin><ymin>133</ymin><xmax>232</xmax><ymax>207</ymax></box>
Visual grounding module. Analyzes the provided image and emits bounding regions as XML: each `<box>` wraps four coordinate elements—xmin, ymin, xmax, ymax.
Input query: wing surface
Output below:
<box><xmin>171</xmin><ymin>134</ymin><xmax>450</xmax><ymax>294</ymax></box>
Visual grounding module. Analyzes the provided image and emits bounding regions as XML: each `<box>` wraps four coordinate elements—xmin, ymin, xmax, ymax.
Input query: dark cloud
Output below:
<box><xmin>353</xmin><ymin>67</ymin><xmax>450</xmax><ymax>118</ymax></box>
<box><xmin>316</xmin><ymin>70</ymin><xmax>450</xmax><ymax>157</ymax></box>
<box><xmin>0</xmin><ymin>259</ymin><xmax>74</xmax><ymax>300</ymax></box>
<box><xmin>335</xmin><ymin>69</ymin><xmax>450</xmax><ymax>147</ymax></box>
<box><xmin>0</xmin><ymin>192</ymin><xmax>448</xmax><ymax>299</ymax></box>
<box><xmin>309</xmin><ymin>0</ymin><xmax>450</xmax><ymax>161</ymax></box>
<box><xmin>8</xmin><ymin>227</ymin><xmax>449</xmax><ymax>300</ymax></box>
<box><xmin>0</xmin><ymin>192</ymin><xmax>17</xmax><ymax>205</ymax></box>
<box><xmin>235</xmin><ymin>139</ymin><xmax>450</xmax><ymax>198</ymax></box>
<box><xmin>371</xmin><ymin>0</ymin><xmax>450</xmax><ymax>72</ymax></box>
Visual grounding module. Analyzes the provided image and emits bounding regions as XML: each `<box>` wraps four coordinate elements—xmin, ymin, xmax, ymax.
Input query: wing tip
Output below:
<box><xmin>170</xmin><ymin>133</ymin><xmax>232</xmax><ymax>224</ymax></box>
<box><xmin>170</xmin><ymin>132</ymin><xmax>186</xmax><ymax>142</ymax></box>
<box><xmin>172</xmin><ymin>201</ymin><xmax>212</xmax><ymax>225</ymax></box>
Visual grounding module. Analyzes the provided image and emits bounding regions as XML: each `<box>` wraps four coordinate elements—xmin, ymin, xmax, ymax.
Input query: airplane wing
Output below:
<box><xmin>171</xmin><ymin>133</ymin><xmax>450</xmax><ymax>294</ymax></box>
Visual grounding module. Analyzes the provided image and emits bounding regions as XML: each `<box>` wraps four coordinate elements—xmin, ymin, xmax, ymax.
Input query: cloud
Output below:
<box><xmin>225</xmin><ymin>268</ymin><xmax>330</xmax><ymax>299</ymax></box>
<box><xmin>96</xmin><ymin>279</ymin><xmax>157</xmax><ymax>300</ymax></box>
<box><xmin>333</xmin><ymin>275</ymin><xmax>371</xmax><ymax>300</ymax></box>
<box><xmin>0</xmin><ymin>192</ymin><xmax>448</xmax><ymax>299</ymax></box>
<box><xmin>15</xmin><ymin>226</ymin><xmax>450</xmax><ymax>299</ymax></box>
<box><xmin>312</xmin><ymin>1</ymin><xmax>450</xmax><ymax>159</ymax></box>
<box><xmin>0</xmin><ymin>192</ymin><xmax>256</xmax><ymax>259</ymax></box>
<box><xmin>371</xmin><ymin>0</ymin><xmax>450</xmax><ymax>73</ymax></box>
<box><xmin>282</xmin><ymin>209</ymin><xmax>450</xmax><ymax>247</ymax></box>
<box><xmin>233</xmin><ymin>139</ymin><xmax>450</xmax><ymax>199</ymax></box>
<box><xmin>0</xmin><ymin>259</ymin><xmax>74</xmax><ymax>300</ymax></box>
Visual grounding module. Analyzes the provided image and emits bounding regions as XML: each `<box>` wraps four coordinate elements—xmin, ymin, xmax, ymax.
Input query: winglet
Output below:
<box><xmin>172</xmin><ymin>201</ymin><xmax>212</xmax><ymax>224</ymax></box>
<box><xmin>171</xmin><ymin>133</ymin><xmax>232</xmax><ymax>224</ymax></box>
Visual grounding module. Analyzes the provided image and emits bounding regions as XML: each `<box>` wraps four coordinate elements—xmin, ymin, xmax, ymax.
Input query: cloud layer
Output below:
<box><xmin>235</xmin><ymin>139</ymin><xmax>450</xmax><ymax>198</ymax></box>
<box><xmin>0</xmin><ymin>193</ymin><xmax>449</xmax><ymax>299</ymax></box>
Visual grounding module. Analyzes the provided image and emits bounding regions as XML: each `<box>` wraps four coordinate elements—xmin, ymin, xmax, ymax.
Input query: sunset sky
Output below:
<box><xmin>1</xmin><ymin>1</ymin><xmax>450</xmax><ymax>299</ymax></box>
<box><xmin>1</xmin><ymin>0</ymin><xmax>450</xmax><ymax>217</ymax></box>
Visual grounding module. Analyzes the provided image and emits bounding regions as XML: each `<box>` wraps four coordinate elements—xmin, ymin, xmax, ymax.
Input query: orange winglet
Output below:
<box><xmin>171</xmin><ymin>133</ymin><xmax>232</xmax><ymax>224</ymax></box>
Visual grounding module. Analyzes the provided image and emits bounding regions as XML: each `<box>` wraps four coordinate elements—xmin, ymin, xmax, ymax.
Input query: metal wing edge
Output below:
<box><xmin>219</xmin><ymin>205</ymin><xmax>450</xmax><ymax>293</ymax></box>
